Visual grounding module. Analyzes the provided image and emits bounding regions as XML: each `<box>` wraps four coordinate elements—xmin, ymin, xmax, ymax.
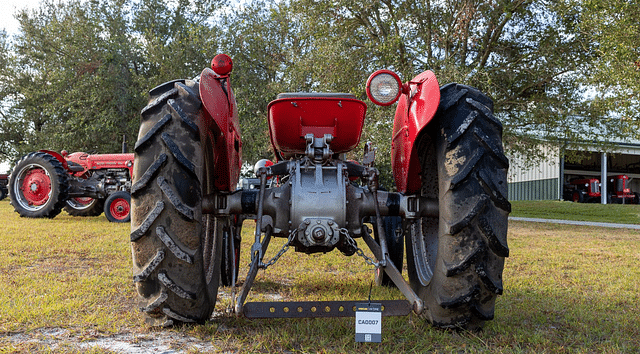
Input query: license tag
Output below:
<box><xmin>355</xmin><ymin>303</ymin><xmax>382</xmax><ymax>343</ymax></box>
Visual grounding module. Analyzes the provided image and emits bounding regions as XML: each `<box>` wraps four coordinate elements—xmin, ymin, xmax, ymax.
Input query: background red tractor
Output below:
<box><xmin>564</xmin><ymin>178</ymin><xmax>601</xmax><ymax>203</ymax></box>
<box><xmin>130</xmin><ymin>54</ymin><xmax>509</xmax><ymax>330</ymax></box>
<box><xmin>0</xmin><ymin>174</ymin><xmax>8</xmax><ymax>201</ymax></box>
<box><xmin>563</xmin><ymin>175</ymin><xmax>639</xmax><ymax>204</ymax></box>
<box><xmin>607</xmin><ymin>174</ymin><xmax>639</xmax><ymax>204</ymax></box>
<box><xmin>8</xmin><ymin>149</ymin><xmax>134</xmax><ymax>222</ymax></box>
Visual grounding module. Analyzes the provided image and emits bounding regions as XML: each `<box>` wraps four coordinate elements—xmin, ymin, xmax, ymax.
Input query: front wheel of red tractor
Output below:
<box><xmin>406</xmin><ymin>83</ymin><xmax>510</xmax><ymax>330</ymax></box>
<box><xmin>104</xmin><ymin>191</ymin><xmax>131</xmax><ymax>223</ymax></box>
<box><xmin>130</xmin><ymin>79</ymin><xmax>221</xmax><ymax>326</ymax></box>
<box><xmin>8</xmin><ymin>152</ymin><xmax>69</xmax><ymax>218</ymax></box>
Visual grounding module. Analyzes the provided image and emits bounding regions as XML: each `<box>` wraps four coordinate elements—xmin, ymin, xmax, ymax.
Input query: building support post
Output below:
<box><xmin>559</xmin><ymin>146</ymin><xmax>565</xmax><ymax>201</ymax></box>
<box><xmin>601</xmin><ymin>153</ymin><xmax>608</xmax><ymax>204</ymax></box>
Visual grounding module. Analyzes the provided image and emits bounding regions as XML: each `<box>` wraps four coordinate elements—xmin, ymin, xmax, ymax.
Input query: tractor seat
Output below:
<box><xmin>67</xmin><ymin>161</ymin><xmax>85</xmax><ymax>172</ymax></box>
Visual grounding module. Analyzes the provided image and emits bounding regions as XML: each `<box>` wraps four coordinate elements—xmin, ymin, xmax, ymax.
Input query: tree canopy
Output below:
<box><xmin>0</xmin><ymin>0</ymin><xmax>639</xmax><ymax>182</ymax></box>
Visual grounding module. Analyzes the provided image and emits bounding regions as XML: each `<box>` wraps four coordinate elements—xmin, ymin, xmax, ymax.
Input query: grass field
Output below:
<box><xmin>0</xmin><ymin>199</ymin><xmax>639</xmax><ymax>353</ymax></box>
<box><xmin>510</xmin><ymin>200</ymin><xmax>640</xmax><ymax>224</ymax></box>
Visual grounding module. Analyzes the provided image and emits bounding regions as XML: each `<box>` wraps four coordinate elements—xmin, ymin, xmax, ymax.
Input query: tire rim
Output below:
<box><xmin>109</xmin><ymin>198</ymin><xmax>130</xmax><ymax>220</ymax></box>
<box><xmin>14</xmin><ymin>163</ymin><xmax>53</xmax><ymax>211</ymax></box>
<box><xmin>410</xmin><ymin>217</ymin><xmax>438</xmax><ymax>286</ymax></box>
<box><xmin>66</xmin><ymin>197</ymin><xmax>96</xmax><ymax>210</ymax></box>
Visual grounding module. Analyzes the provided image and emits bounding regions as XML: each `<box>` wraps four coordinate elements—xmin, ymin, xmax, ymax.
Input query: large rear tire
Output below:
<box><xmin>130</xmin><ymin>79</ymin><xmax>221</xmax><ymax>326</ymax></box>
<box><xmin>9</xmin><ymin>152</ymin><xmax>69</xmax><ymax>218</ymax></box>
<box><xmin>406</xmin><ymin>83</ymin><xmax>510</xmax><ymax>330</ymax></box>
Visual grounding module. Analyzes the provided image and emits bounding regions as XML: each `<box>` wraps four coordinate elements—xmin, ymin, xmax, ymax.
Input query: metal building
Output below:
<box><xmin>507</xmin><ymin>142</ymin><xmax>640</xmax><ymax>202</ymax></box>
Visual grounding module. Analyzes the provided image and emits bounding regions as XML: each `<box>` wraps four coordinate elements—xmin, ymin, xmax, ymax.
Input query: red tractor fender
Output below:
<box><xmin>391</xmin><ymin>70</ymin><xmax>440</xmax><ymax>194</ymax></box>
<box><xmin>199</xmin><ymin>67</ymin><xmax>242</xmax><ymax>191</ymax></box>
<box><xmin>39</xmin><ymin>149</ymin><xmax>71</xmax><ymax>172</ymax></box>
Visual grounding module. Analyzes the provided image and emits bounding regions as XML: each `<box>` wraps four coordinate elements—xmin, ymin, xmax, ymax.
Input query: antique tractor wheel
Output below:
<box><xmin>130</xmin><ymin>79</ymin><xmax>221</xmax><ymax>326</ymax></box>
<box><xmin>572</xmin><ymin>191</ymin><xmax>585</xmax><ymax>203</ymax></box>
<box><xmin>9</xmin><ymin>152</ymin><xmax>69</xmax><ymax>218</ymax></box>
<box><xmin>65</xmin><ymin>197</ymin><xmax>104</xmax><ymax>217</ymax></box>
<box><xmin>406</xmin><ymin>83</ymin><xmax>510</xmax><ymax>330</ymax></box>
<box><xmin>0</xmin><ymin>187</ymin><xmax>6</xmax><ymax>201</ymax></box>
<box><xmin>104</xmin><ymin>191</ymin><xmax>131</xmax><ymax>222</ymax></box>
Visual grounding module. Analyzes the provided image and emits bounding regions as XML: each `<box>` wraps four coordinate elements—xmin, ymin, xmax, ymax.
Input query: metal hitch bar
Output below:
<box><xmin>243</xmin><ymin>300</ymin><xmax>412</xmax><ymax>319</ymax></box>
<box><xmin>234</xmin><ymin>225</ymin><xmax>424</xmax><ymax>318</ymax></box>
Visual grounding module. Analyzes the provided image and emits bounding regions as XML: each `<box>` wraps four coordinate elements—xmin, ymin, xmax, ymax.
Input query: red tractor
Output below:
<box><xmin>8</xmin><ymin>150</ymin><xmax>134</xmax><ymax>222</ymax></box>
<box><xmin>564</xmin><ymin>175</ymin><xmax>639</xmax><ymax>204</ymax></box>
<box><xmin>130</xmin><ymin>55</ymin><xmax>509</xmax><ymax>330</ymax></box>
<box><xmin>564</xmin><ymin>178</ymin><xmax>601</xmax><ymax>203</ymax></box>
<box><xmin>0</xmin><ymin>174</ymin><xmax>8</xmax><ymax>201</ymax></box>
<box><xmin>607</xmin><ymin>174</ymin><xmax>639</xmax><ymax>204</ymax></box>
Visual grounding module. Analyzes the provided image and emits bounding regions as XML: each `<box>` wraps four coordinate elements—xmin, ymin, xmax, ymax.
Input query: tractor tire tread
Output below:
<box><xmin>157</xmin><ymin>176</ymin><xmax>195</xmax><ymax>220</ymax></box>
<box><xmin>161</xmin><ymin>132</ymin><xmax>196</xmax><ymax>176</ymax></box>
<box><xmin>130</xmin><ymin>154</ymin><xmax>167</xmax><ymax>195</ymax></box>
<box><xmin>157</xmin><ymin>271</ymin><xmax>196</xmax><ymax>300</ymax></box>
<box><xmin>163</xmin><ymin>308</ymin><xmax>197</xmax><ymax>323</ymax></box>
<box><xmin>156</xmin><ymin>226</ymin><xmax>195</xmax><ymax>264</ymax></box>
<box><xmin>168</xmin><ymin>98</ymin><xmax>200</xmax><ymax>135</ymax></box>
<box><xmin>141</xmin><ymin>89</ymin><xmax>178</xmax><ymax>116</ymax></box>
<box><xmin>130</xmin><ymin>201</ymin><xmax>164</xmax><ymax>242</ymax></box>
<box><xmin>134</xmin><ymin>114</ymin><xmax>171</xmax><ymax>152</ymax></box>
<box><xmin>140</xmin><ymin>289</ymin><xmax>168</xmax><ymax>313</ymax></box>
<box><xmin>133</xmin><ymin>250</ymin><xmax>165</xmax><ymax>282</ymax></box>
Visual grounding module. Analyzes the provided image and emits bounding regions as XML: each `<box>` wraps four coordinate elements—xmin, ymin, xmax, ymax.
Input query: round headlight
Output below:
<box><xmin>366</xmin><ymin>70</ymin><xmax>402</xmax><ymax>106</ymax></box>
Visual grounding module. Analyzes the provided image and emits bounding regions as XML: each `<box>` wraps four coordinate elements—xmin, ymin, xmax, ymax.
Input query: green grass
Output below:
<box><xmin>510</xmin><ymin>200</ymin><xmax>640</xmax><ymax>224</ymax></box>
<box><xmin>1</xmin><ymin>199</ymin><xmax>640</xmax><ymax>352</ymax></box>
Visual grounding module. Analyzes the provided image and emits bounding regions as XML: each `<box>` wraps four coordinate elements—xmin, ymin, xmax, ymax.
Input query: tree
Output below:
<box><xmin>0</xmin><ymin>0</ymin><xmax>144</xmax><ymax>159</ymax></box>
<box><xmin>0</xmin><ymin>0</ymin><xmax>223</xmax><ymax>164</ymax></box>
<box><xmin>218</xmin><ymin>1</ymin><xmax>313</xmax><ymax>162</ymax></box>
<box><xmin>285</xmin><ymin>0</ymin><xmax>633</xmax><ymax>161</ymax></box>
<box><xmin>562</xmin><ymin>0</ymin><xmax>640</xmax><ymax>141</ymax></box>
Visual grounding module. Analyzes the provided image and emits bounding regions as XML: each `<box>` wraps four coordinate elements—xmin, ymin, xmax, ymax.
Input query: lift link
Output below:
<box><xmin>250</xmin><ymin>168</ymin><xmax>269</xmax><ymax>265</ymax></box>
<box><xmin>367</xmin><ymin>167</ymin><xmax>389</xmax><ymax>268</ymax></box>
<box><xmin>235</xmin><ymin>225</ymin><xmax>272</xmax><ymax>316</ymax></box>
<box><xmin>235</xmin><ymin>168</ymin><xmax>270</xmax><ymax>316</ymax></box>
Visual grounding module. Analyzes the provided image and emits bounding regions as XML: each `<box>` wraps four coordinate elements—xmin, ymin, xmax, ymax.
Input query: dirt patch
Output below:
<box><xmin>2</xmin><ymin>327</ymin><xmax>221</xmax><ymax>353</ymax></box>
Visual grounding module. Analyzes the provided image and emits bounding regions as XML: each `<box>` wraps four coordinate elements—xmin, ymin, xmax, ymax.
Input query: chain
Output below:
<box><xmin>340</xmin><ymin>228</ymin><xmax>379</xmax><ymax>268</ymax></box>
<box><xmin>260</xmin><ymin>229</ymin><xmax>297</xmax><ymax>269</ymax></box>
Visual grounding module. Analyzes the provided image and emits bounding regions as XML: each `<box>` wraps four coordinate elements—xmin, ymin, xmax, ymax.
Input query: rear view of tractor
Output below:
<box><xmin>607</xmin><ymin>175</ymin><xmax>639</xmax><ymax>204</ymax></box>
<box><xmin>8</xmin><ymin>150</ymin><xmax>134</xmax><ymax>222</ymax></box>
<box><xmin>130</xmin><ymin>55</ymin><xmax>509</xmax><ymax>330</ymax></box>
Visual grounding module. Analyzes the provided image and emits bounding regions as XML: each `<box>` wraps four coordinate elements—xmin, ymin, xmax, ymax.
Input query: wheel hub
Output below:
<box><xmin>110</xmin><ymin>198</ymin><xmax>130</xmax><ymax>220</ymax></box>
<box><xmin>21</xmin><ymin>168</ymin><xmax>51</xmax><ymax>206</ymax></box>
